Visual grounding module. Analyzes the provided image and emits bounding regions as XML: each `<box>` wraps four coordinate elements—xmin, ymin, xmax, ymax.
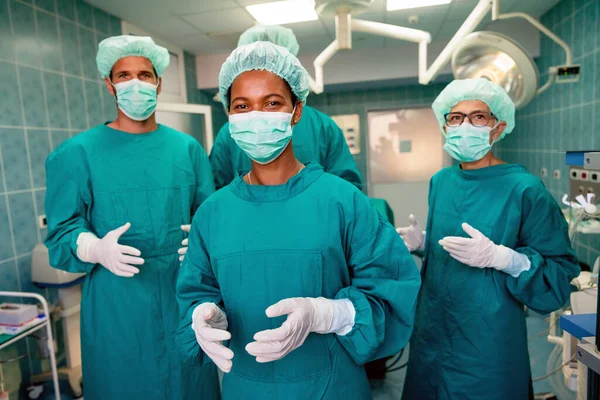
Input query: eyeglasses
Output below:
<box><xmin>444</xmin><ymin>111</ymin><xmax>495</xmax><ymax>127</ymax></box>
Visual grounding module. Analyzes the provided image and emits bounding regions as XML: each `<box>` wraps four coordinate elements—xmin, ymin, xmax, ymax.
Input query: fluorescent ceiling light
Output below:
<box><xmin>387</xmin><ymin>0</ymin><xmax>451</xmax><ymax>11</ymax></box>
<box><xmin>246</xmin><ymin>0</ymin><xmax>318</xmax><ymax>25</ymax></box>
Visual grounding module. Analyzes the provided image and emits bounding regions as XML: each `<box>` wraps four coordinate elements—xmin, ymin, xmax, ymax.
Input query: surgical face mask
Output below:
<box><xmin>443</xmin><ymin>122</ymin><xmax>498</xmax><ymax>162</ymax></box>
<box><xmin>111</xmin><ymin>79</ymin><xmax>158</xmax><ymax>121</ymax></box>
<box><xmin>229</xmin><ymin>109</ymin><xmax>295</xmax><ymax>164</ymax></box>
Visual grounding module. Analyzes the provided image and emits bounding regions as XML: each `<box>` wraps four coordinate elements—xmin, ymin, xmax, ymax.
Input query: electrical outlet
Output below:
<box><xmin>554</xmin><ymin>170</ymin><xmax>561</xmax><ymax>180</ymax></box>
<box><xmin>570</xmin><ymin>169</ymin><xmax>579</xmax><ymax>180</ymax></box>
<box><xmin>540</xmin><ymin>168</ymin><xmax>548</xmax><ymax>177</ymax></box>
<box><xmin>37</xmin><ymin>215</ymin><xmax>47</xmax><ymax>229</ymax></box>
<box><xmin>591</xmin><ymin>171</ymin><xmax>600</xmax><ymax>183</ymax></box>
<box><xmin>580</xmin><ymin>170</ymin><xmax>590</xmax><ymax>181</ymax></box>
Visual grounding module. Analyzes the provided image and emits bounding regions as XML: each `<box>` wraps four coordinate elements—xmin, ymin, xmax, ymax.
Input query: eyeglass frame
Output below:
<box><xmin>443</xmin><ymin>111</ymin><xmax>497</xmax><ymax>127</ymax></box>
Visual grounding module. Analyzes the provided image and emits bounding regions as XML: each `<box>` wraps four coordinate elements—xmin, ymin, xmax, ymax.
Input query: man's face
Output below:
<box><xmin>104</xmin><ymin>56</ymin><xmax>161</xmax><ymax>96</ymax></box>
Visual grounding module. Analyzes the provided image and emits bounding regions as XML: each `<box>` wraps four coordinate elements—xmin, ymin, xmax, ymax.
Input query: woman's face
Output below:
<box><xmin>229</xmin><ymin>70</ymin><xmax>302</xmax><ymax>124</ymax></box>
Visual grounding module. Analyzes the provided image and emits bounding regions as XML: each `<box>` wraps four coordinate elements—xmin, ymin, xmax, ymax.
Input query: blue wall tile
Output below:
<box><xmin>9</xmin><ymin>192</ymin><xmax>38</xmax><ymax>255</ymax></box>
<box><xmin>10</xmin><ymin>1</ymin><xmax>39</xmax><ymax>67</ymax></box>
<box><xmin>35</xmin><ymin>0</ymin><xmax>55</xmax><ymax>13</ymax></box>
<box><xmin>19</xmin><ymin>66</ymin><xmax>48</xmax><ymax>128</ymax></box>
<box><xmin>108</xmin><ymin>15</ymin><xmax>121</xmax><ymax>36</ymax></box>
<box><xmin>56</xmin><ymin>0</ymin><xmax>75</xmax><ymax>22</ymax></box>
<box><xmin>75</xmin><ymin>1</ymin><xmax>93</xmax><ymax>27</ymax></box>
<box><xmin>85</xmin><ymin>81</ymin><xmax>103</xmax><ymax>127</ymax></box>
<box><xmin>50</xmin><ymin>130</ymin><xmax>70</xmax><ymax>150</ymax></box>
<box><xmin>27</xmin><ymin>129</ymin><xmax>50</xmax><ymax>188</ymax></box>
<box><xmin>44</xmin><ymin>72</ymin><xmax>69</xmax><ymax>129</ymax></box>
<box><xmin>59</xmin><ymin>19</ymin><xmax>82</xmax><ymax>77</ymax></box>
<box><xmin>0</xmin><ymin>61</ymin><xmax>23</xmax><ymax>126</ymax></box>
<box><xmin>0</xmin><ymin>260</ymin><xmax>19</xmax><ymax>291</ymax></box>
<box><xmin>36</xmin><ymin>9</ymin><xmax>62</xmax><ymax>72</ymax></box>
<box><xmin>93</xmin><ymin>7</ymin><xmax>109</xmax><ymax>34</ymax></box>
<box><xmin>0</xmin><ymin>196</ymin><xmax>14</xmax><ymax>261</ymax></box>
<box><xmin>65</xmin><ymin>76</ymin><xmax>88</xmax><ymax>130</ymax></box>
<box><xmin>78</xmin><ymin>27</ymin><xmax>97</xmax><ymax>77</ymax></box>
<box><xmin>0</xmin><ymin>0</ymin><xmax>14</xmax><ymax>63</ymax></box>
<box><xmin>0</xmin><ymin>129</ymin><xmax>30</xmax><ymax>191</ymax></box>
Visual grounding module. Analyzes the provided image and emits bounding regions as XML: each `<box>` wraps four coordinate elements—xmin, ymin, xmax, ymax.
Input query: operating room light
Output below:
<box><xmin>386</xmin><ymin>0</ymin><xmax>451</xmax><ymax>11</ymax></box>
<box><xmin>246</xmin><ymin>0</ymin><xmax>319</xmax><ymax>25</ymax></box>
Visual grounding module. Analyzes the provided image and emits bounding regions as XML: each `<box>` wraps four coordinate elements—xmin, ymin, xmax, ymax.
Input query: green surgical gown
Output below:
<box><xmin>402</xmin><ymin>164</ymin><xmax>580</xmax><ymax>400</ymax></box>
<box><xmin>176</xmin><ymin>163</ymin><xmax>420</xmax><ymax>400</ymax></box>
<box><xmin>210</xmin><ymin>105</ymin><xmax>363</xmax><ymax>190</ymax></box>
<box><xmin>44</xmin><ymin>124</ymin><xmax>218</xmax><ymax>400</ymax></box>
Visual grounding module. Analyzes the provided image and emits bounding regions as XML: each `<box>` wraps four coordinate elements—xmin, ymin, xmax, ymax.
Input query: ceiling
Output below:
<box><xmin>84</xmin><ymin>0</ymin><xmax>560</xmax><ymax>56</ymax></box>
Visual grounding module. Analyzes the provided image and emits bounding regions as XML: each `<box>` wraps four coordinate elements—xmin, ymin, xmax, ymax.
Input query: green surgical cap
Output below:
<box><xmin>96</xmin><ymin>35</ymin><xmax>170</xmax><ymax>78</ymax></box>
<box><xmin>238</xmin><ymin>25</ymin><xmax>300</xmax><ymax>56</ymax></box>
<box><xmin>432</xmin><ymin>78</ymin><xmax>516</xmax><ymax>139</ymax></box>
<box><xmin>218</xmin><ymin>41</ymin><xmax>310</xmax><ymax>109</ymax></box>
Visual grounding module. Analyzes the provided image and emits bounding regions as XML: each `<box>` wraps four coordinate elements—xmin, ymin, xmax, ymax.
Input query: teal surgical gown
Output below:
<box><xmin>210</xmin><ymin>106</ymin><xmax>363</xmax><ymax>190</ymax></box>
<box><xmin>44</xmin><ymin>124</ymin><xmax>218</xmax><ymax>400</ymax></box>
<box><xmin>402</xmin><ymin>164</ymin><xmax>580</xmax><ymax>400</ymax></box>
<box><xmin>177</xmin><ymin>163</ymin><xmax>420</xmax><ymax>400</ymax></box>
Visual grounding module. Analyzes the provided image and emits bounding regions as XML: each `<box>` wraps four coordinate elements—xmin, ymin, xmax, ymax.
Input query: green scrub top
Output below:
<box><xmin>177</xmin><ymin>163</ymin><xmax>420</xmax><ymax>400</ymax></box>
<box><xmin>44</xmin><ymin>123</ymin><xmax>218</xmax><ymax>400</ymax></box>
<box><xmin>402</xmin><ymin>164</ymin><xmax>580</xmax><ymax>400</ymax></box>
<box><xmin>210</xmin><ymin>105</ymin><xmax>363</xmax><ymax>190</ymax></box>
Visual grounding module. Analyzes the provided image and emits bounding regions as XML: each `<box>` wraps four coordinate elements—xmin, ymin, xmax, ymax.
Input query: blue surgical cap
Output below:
<box><xmin>218</xmin><ymin>41</ymin><xmax>310</xmax><ymax>109</ymax></box>
<box><xmin>96</xmin><ymin>35</ymin><xmax>170</xmax><ymax>78</ymax></box>
<box><xmin>238</xmin><ymin>25</ymin><xmax>300</xmax><ymax>56</ymax></box>
<box><xmin>432</xmin><ymin>78</ymin><xmax>516</xmax><ymax>139</ymax></box>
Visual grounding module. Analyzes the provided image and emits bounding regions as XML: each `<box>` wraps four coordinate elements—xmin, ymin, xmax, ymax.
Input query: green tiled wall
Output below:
<box><xmin>496</xmin><ymin>0</ymin><xmax>600</xmax><ymax>267</ymax></box>
<box><xmin>0</xmin><ymin>0</ymin><xmax>122</xmax><ymax>391</ymax></box>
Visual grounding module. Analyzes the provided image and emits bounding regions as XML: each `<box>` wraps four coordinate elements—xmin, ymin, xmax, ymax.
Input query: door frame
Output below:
<box><xmin>156</xmin><ymin>103</ymin><xmax>214</xmax><ymax>153</ymax></box>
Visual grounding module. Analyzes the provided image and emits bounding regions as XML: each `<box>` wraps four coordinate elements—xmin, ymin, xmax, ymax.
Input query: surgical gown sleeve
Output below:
<box><xmin>506</xmin><ymin>184</ymin><xmax>580</xmax><ymax>314</ymax></box>
<box><xmin>209</xmin><ymin>123</ymin><xmax>234</xmax><ymax>190</ymax></box>
<box><xmin>335</xmin><ymin>191</ymin><xmax>421</xmax><ymax>365</ymax></box>
<box><xmin>323</xmin><ymin>117</ymin><xmax>363</xmax><ymax>191</ymax></box>
<box><xmin>191</xmin><ymin>143</ymin><xmax>215</xmax><ymax>215</ymax></box>
<box><xmin>44</xmin><ymin>144</ymin><xmax>95</xmax><ymax>274</ymax></box>
<box><xmin>176</xmin><ymin>209</ymin><xmax>221</xmax><ymax>366</ymax></box>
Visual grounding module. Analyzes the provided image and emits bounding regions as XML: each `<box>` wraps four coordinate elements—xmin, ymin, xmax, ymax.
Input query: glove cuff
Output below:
<box><xmin>76</xmin><ymin>232</ymin><xmax>100</xmax><ymax>263</ymax></box>
<box><xmin>309</xmin><ymin>297</ymin><xmax>334</xmax><ymax>334</ymax></box>
<box><xmin>491</xmin><ymin>245</ymin><xmax>512</xmax><ymax>270</ymax></box>
<box><xmin>329</xmin><ymin>299</ymin><xmax>356</xmax><ymax>336</ymax></box>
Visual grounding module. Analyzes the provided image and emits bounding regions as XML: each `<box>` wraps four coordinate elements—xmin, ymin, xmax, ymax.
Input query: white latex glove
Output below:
<box><xmin>192</xmin><ymin>303</ymin><xmax>234</xmax><ymax>373</ymax></box>
<box><xmin>439</xmin><ymin>223</ymin><xmax>512</xmax><ymax>271</ymax></box>
<box><xmin>396</xmin><ymin>214</ymin><xmax>425</xmax><ymax>252</ymax></box>
<box><xmin>245</xmin><ymin>297</ymin><xmax>354</xmax><ymax>363</ymax></box>
<box><xmin>178</xmin><ymin>224</ymin><xmax>191</xmax><ymax>262</ymax></box>
<box><xmin>76</xmin><ymin>223</ymin><xmax>144</xmax><ymax>277</ymax></box>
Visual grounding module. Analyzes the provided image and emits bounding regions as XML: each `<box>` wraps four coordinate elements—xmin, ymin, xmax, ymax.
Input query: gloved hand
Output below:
<box><xmin>76</xmin><ymin>223</ymin><xmax>144</xmax><ymax>277</ymax></box>
<box><xmin>178</xmin><ymin>224</ymin><xmax>191</xmax><ymax>262</ymax></box>
<box><xmin>246</xmin><ymin>297</ymin><xmax>355</xmax><ymax>363</ymax></box>
<box><xmin>396</xmin><ymin>214</ymin><xmax>425</xmax><ymax>252</ymax></box>
<box><xmin>192</xmin><ymin>303</ymin><xmax>234</xmax><ymax>373</ymax></box>
<box><xmin>439</xmin><ymin>223</ymin><xmax>509</xmax><ymax>269</ymax></box>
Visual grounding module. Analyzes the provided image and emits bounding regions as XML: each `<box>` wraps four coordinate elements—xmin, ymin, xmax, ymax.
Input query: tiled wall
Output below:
<box><xmin>495</xmin><ymin>0</ymin><xmax>600</xmax><ymax>267</ymax></box>
<box><xmin>0</xmin><ymin>0</ymin><xmax>122</xmax><ymax>391</ymax></box>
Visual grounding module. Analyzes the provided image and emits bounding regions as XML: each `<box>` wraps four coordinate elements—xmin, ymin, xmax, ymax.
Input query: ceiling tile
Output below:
<box><xmin>434</xmin><ymin>19</ymin><xmax>464</xmax><ymax>41</ymax></box>
<box><xmin>296</xmin><ymin>35</ymin><xmax>336</xmax><ymax>56</ymax></box>
<box><xmin>144</xmin><ymin>16</ymin><xmax>201</xmax><ymax>38</ymax></box>
<box><xmin>169</xmin><ymin>0</ymin><xmax>238</xmax><ymax>15</ymax></box>
<box><xmin>445</xmin><ymin>1</ymin><xmax>478</xmax><ymax>21</ymax></box>
<box><xmin>385</xmin><ymin>3</ymin><xmax>451</xmax><ymax>23</ymax></box>
<box><xmin>176</xmin><ymin>33</ymin><xmax>232</xmax><ymax>55</ymax></box>
<box><xmin>182</xmin><ymin>8</ymin><xmax>255</xmax><ymax>34</ymax></box>
<box><xmin>285</xmin><ymin>20</ymin><xmax>328</xmax><ymax>37</ymax></box>
<box><xmin>351</xmin><ymin>34</ymin><xmax>385</xmax><ymax>50</ymax></box>
<box><xmin>235</xmin><ymin>0</ymin><xmax>278</xmax><ymax>5</ymax></box>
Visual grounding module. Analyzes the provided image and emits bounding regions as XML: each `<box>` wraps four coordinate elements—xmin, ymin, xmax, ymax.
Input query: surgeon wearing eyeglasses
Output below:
<box><xmin>399</xmin><ymin>78</ymin><xmax>580</xmax><ymax>400</ymax></box>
